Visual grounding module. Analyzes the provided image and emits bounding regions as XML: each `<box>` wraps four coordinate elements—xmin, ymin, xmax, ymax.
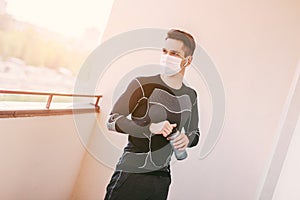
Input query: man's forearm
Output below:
<box><xmin>106</xmin><ymin>113</ymin><xmax>151</xmax><ymax>138</ymax></box>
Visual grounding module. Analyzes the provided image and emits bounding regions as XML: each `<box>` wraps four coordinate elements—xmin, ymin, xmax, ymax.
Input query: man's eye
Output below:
<box><xmin>162</xmin><ymin>49</ymin><xmax>167</xmax><ymax>54</ymax></box>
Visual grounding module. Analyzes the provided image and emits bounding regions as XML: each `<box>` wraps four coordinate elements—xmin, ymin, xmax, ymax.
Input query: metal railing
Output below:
<box><xmin>0</xmin><ymin>89</ymin><xmax>102</xmax><ymax>118</ymax></box>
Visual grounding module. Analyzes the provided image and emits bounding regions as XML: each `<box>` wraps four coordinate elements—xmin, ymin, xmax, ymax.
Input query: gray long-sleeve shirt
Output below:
<box><xmin>107</xmin><ymin>74</ymin><xmax>200</xmax><ymax>174</ymax></box>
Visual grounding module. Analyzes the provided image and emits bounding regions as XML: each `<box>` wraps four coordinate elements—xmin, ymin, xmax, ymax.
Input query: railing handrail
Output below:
<box><xmin>0</xmin><ymin>89</ymin><xmax>102</xmax><ymax>110</ymax></box>
<box><xmin>0</xmin><ymin>89</ymin><xmax>102</xmax><ymax>98</ymax></box>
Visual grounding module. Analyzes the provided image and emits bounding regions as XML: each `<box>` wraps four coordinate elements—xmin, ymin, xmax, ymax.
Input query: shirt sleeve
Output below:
<box><xmin>106</xmin><ymin>78</ymin><xmax>151</xmax><ymax>138</ymax></box>
<box><xmin>184</xmin><ymin>90</ymin><xmax>200</xmax><ymax>148</ymax></box>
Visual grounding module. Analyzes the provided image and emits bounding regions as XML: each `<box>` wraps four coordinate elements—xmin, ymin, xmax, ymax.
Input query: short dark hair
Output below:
<box><xmin>165</xmin><ymin>29</ymin><xmax>196</xmax><ymax>57</ymax></box>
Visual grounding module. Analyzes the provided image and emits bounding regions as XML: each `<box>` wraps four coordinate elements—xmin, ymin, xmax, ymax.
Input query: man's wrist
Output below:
<box><xmin>149</xmin><ymin>121</ymin><xmax>164</xmax><ymax>133</ymax></box>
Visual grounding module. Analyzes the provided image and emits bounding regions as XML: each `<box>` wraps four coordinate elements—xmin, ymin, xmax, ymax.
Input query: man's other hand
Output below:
<box><xmin>149</xmin><ymin>120</ymin><xmax>176</xmax><ymax>137</ymax></box>
<box><xmin>167</xmin><ymin>132</ymin><xmax>189</xmax><ymax>151</ymax></box>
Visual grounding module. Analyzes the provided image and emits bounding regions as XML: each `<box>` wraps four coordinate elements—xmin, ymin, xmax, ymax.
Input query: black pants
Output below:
<box><xmin>104</xmin><ymin>171</ymin><xmax>171</xmax><ymax>200</ymax></box>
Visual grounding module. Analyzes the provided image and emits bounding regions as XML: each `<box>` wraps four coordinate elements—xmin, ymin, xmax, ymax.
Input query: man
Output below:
<box><xmin>104</xmin><ymin>29</ymin><xmax>200</xmax><ymax>200</ymax></box>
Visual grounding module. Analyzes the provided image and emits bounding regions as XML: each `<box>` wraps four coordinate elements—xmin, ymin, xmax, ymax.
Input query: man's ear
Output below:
<box><xmin>185</xmin><ymin>56</ymin><xmax>193</xmax><ymax>66</ymax></box>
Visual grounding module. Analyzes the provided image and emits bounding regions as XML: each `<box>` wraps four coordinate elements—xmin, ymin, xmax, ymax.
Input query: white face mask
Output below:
<box><xmin>160</xmin><ymin>54</ymin><xmax>183</xmax><ymax>76</ymax></box>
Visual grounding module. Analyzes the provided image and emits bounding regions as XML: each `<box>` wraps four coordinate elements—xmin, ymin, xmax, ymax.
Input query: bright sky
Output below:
<box><xmin>6</xmin><ymin>0</ymin><xmax>115</xmax><ymax>38</ymax></box>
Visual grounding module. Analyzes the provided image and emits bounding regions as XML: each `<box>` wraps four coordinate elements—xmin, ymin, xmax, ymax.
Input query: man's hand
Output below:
<box><xmin>149</xmin><ymin>120</ymin><xmax>177</xmax><ymax>137</ymax></box>
<box><xmin>168</xmin><ymin>132</ymin><xmax>189</xmax><ymax>151</ymax></box>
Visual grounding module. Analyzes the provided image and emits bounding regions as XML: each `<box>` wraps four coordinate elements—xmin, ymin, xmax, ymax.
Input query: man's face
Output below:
<box><xmin>162</xmin><ymin>38</ymin><xmax>190</xmax><ymax>69</ymax></box>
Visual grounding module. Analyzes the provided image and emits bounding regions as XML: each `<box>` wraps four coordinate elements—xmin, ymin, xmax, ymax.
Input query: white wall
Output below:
<box><xmin>72</xmin><ymin>0</ymin><xmax>300</xmax><ymax>200</ymax></box>
<box><xmin>0</xmin><ymin>113</ymin><xmax>95</xmax><ymax>200</ymax></box>
<box><xmin>272</xmin><ymin>115</ymin><xmax>300</xmax><ymax>200</ymax></box>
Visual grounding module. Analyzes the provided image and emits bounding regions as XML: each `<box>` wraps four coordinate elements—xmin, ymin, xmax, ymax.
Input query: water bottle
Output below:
<box><xmin>169</xmin><ymin>129</ymin><xmax>188</xmax><ymax>160</ymax></box>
